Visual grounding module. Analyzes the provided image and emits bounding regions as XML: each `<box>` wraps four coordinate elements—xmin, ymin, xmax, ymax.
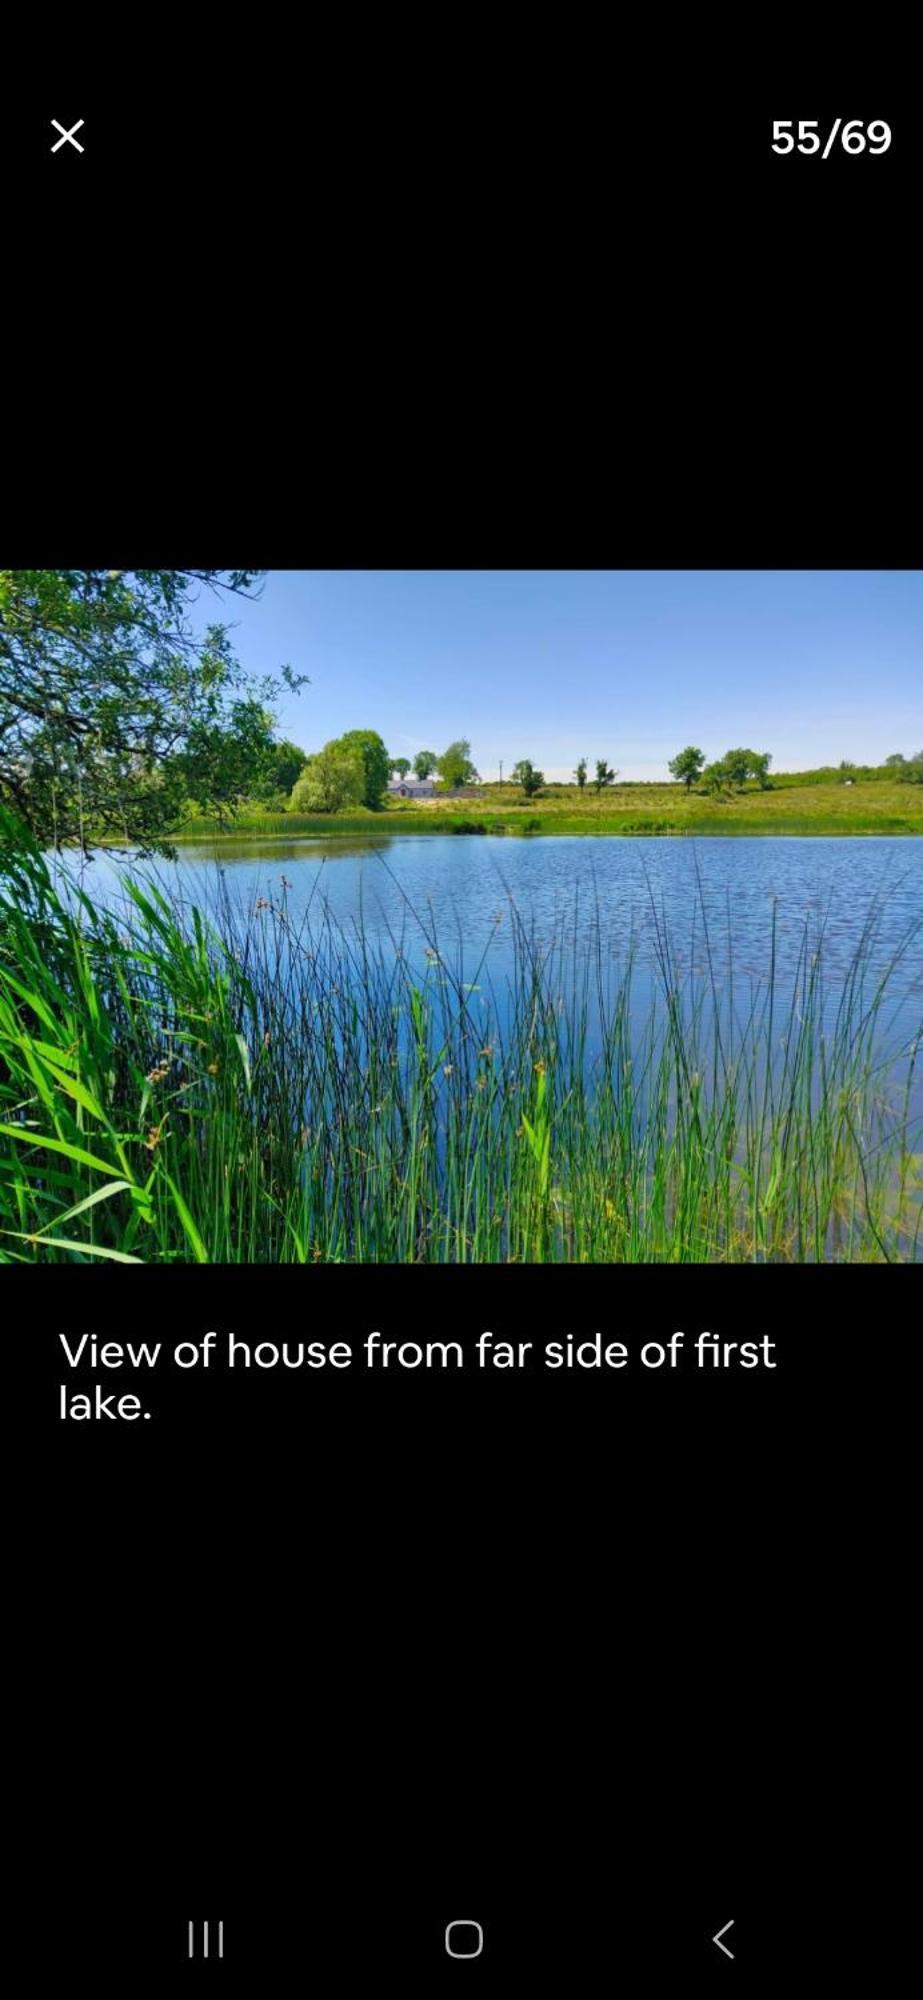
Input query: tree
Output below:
<box><xmin>413</xmin><ymin>750</ymin><xmax>438</xmax><ymax>779</ymax></box>
<box><xmin>334</xmin><ymin>729</ymin><xmax>390</xmax><ymax>809</ymax></box>
<box><xmin>252</xmin><ymin>737</ymin><xmax>308</xmax><ymax>803</ymax></box>
<box><xmin>290</xmin><ymin>744</ymin><xmax>365</xmax><ymax>814</ymax></box>
<box><xmin>0</xmin><ymin>569</ymin><xmax>307</xmax><ymax>851</ymax></box>
<box><xmin>668</xmin><ymin>745</ymin><xmax>705</xmax><ymax>790</ymax></box>
<box><xmin>574</xmin><ymin>758</ymin><xmax>587</xmax><ymax>790</ymax></box>
<box><xmin>390</xmin><ymin>757</ymin><xmax>411</xmax><ymax>779</ymax></box>
<box><xmin>437</xmin><ymin>739</ymin><xmax>479</xmax><ymax>789</ymax></box>
<box><xmin>717</xmin><ymin>748</ymin><xmax>772</xmax><ymax>791</ymax></box>
<box><xmin>720</xmin><ymin>748</ymin><xmax>754</xmax><ymax>790</ymax></box>
<box><xmin>702</xmin><ymin>760</ymin><xmax>730</xmax><ymax>795</ymax></box>
<box><xmin>594</xmin><ymin>759</ymin><xmax>617</xmax><ymax>793</ymax></box>
<box><xmin>885</xmin><ymin>753</ymin><xmax>906</xmax><ymax>766</ymax></box>
<box><xmin>512</xmin><ymin>759</ymin><xmax>545</xmax><ymax>798</ymax></box>
<box><xmin>175</xmin><ymin>698</ymin><xmax>278</xmax><ymax>809</ymax></box>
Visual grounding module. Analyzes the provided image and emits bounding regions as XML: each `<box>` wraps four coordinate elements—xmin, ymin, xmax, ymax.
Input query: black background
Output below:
<box><xmin>4</xmin><ymin>38</ymin><xmax>918</xmax><ymax>1992</ymax></box>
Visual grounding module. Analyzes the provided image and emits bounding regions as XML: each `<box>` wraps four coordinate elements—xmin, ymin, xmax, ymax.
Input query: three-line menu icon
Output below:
<box><xmin>188</xmin><ymin>1921</ymin><xmax>224</xmax><ymax>1959</ymax></box>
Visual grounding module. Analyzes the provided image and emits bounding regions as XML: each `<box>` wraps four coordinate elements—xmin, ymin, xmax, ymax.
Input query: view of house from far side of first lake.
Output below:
<box><xmin>1</xmin><ymin>569</ymin><xmax>920</xmax><ymax>1265</ymax></box>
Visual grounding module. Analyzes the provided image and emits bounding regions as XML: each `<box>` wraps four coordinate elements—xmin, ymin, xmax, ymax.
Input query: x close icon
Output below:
<box><xmin>51</xmin><ymin>119</ymin><xmax>84</xmax><ymax>153</ymax></box>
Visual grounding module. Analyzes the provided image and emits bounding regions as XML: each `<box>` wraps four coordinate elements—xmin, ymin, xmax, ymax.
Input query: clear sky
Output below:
<box><xmin>201</xmin><ymin>571</ymin><xmax>922</xmax><ymax>781</ymax></box>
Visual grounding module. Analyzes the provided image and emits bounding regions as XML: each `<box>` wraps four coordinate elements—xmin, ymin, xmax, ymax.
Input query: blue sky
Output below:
<box><xmin>201</xmin><ymin>571</ymin><xmax>922</xmax><ymax>781</ymax></box>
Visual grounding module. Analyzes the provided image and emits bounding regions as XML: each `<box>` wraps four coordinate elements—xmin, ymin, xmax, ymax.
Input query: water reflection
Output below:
<box><xmin>73</xmin><ymin>832</ymin><xmax>923</xmax><ymax>1003</ymax></box>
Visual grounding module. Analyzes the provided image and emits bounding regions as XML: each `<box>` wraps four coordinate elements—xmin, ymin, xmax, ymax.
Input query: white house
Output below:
<box><xmin>387</xmin><ymin>774</ymin><xmax>435</xmax><ymax>799</ymax></box>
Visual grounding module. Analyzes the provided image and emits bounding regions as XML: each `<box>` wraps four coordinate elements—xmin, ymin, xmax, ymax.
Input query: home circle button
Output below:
<box><xmin>445</xmin><ymin>1919</ymin><xmax>484</xmax><ymax>1959</ymax></box>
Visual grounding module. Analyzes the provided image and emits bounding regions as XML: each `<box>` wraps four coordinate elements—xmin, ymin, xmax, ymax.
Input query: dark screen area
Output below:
<box><xmin>5</xmin><ymin>56</ymin><xmax>916</xmax><ymax>1993</ymax></box>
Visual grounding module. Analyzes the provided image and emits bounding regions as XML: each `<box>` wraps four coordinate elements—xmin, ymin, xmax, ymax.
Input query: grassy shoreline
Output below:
<box><xmin>166</xmin><ymin>816</ymin><xmax>923</xmax><ymax>841</ymax></box>
<box><xmin>161</xmin><ymin>779</ymin><xmax>923</xmax><ymax>843</ymax></box>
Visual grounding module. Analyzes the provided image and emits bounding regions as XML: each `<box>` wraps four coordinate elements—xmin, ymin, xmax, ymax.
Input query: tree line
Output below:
<box><xmin>667</xmin><ymin>746</ymin><xmax>771</xmax><ymax>792</ymax></box>
<box><xmin>503</xmin><ymin>748</ymin><xmax>770</xmax><ymax>798</ymax></box>
<box><xmin>502</xmin><ymin>745</ymin><xmax>923</xmax><ymax>798</ymax></box>
<box><xmin>3</xmin><ymin>573</ymin><xmax>918</xmax><ymax>855</ymax></box>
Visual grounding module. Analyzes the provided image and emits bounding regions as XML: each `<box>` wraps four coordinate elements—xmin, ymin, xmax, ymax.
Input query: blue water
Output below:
<box><xmin>65</xmin><ymin>832</ymin><xmax>920</xmax><ymax>981</ymax></box>
<box><xmin>61</xmin><ymin>834</ymin><xmax>923</xmax><ymax>1104</ymax></box>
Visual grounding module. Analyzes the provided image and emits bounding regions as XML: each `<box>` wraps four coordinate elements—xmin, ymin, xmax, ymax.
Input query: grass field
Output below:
<box><xmin>174</xmin><ymin>777</ymin><xmax>923</xmax><ymax>841</ymax></box>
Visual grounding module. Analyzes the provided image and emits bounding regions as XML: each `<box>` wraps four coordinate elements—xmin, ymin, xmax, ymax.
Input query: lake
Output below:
<box><xmin>65</xmin><ymin>832</ymin><xmax>923</xmax><ymax>1099</ymax></box>
<box><xmin>67</xmin><ymin>831</ymin><xmax>921</xmax><ymax>982</ymax></box>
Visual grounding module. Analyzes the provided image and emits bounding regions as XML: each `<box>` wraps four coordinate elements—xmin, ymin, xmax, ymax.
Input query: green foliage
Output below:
<box><xmin>512</xmin><ymin>759</ymin><xmax>545</xmax><ymax>797</ymax></box>
<box><xmin>390</xmin><ymin>757</ymin><xmax>411</xmax><ymax>778</ymax></box>
<box><xmin>173</xmin><ymin>698</ymin><xmax>278</xmax><ymax>812</ymax></box>
<box><xmin>333</xmin><ymin>729</ymin><xmax>390</xmax><ymax>809</ymax></box>
<box><xmin>710</xmin><ymin>748</ymin><xmax>772</xmax><ymax>791</ymax></box>
<box><xmin>889</xmin><ymin>751</ymin><xmax>923</xmax><ymax>784</ymax></box>
<box><xmin>720</xmin><ymin>748</ymin><xmax>756</xmax><ymax>788</ymax></box>
<box><xmin>594</xmin><ymin>760</ymin><xmax>617</xmax><ymax>792</ymax></box>
<box><xmin>437</xmin><ymin>739</ymin><xmax>479</xmax><ymax>789</ymax></box>
<box><xmin>701</xmin><ymin>748</ymin><xmax>772</xmax><ymax>794</ymax></box>
<box><xmin>575</xmin><ymin>758</ymin><xmax>587</xmax><ymax>789</ymax></box>
<box><xmin>257</xmin><ymin>738</ymin><xmax>308</xmax><ymax>800</ymax></box>
<box><xmin>668</xmin><ymin>745</ymin><xmax>705</xmax><ymax>789</ymax></box>
<box><xmin>769</xmin><ymin>761</ymin><xmax>918</xmax><ymax>787</ymax></box>
<box><xmin>290</xmin><ymin>745</ymin><xmax>365</xmax><ymax>814</ymax></box>
<box><xmin>0</xmin><ymin>570</ymin><xmax>307</xmax><ymax>851</ymax></box>
<box><xmin>413</xmin><ymin>750</ymin><xmax>438</xmax><ymax>779</ymax></box>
